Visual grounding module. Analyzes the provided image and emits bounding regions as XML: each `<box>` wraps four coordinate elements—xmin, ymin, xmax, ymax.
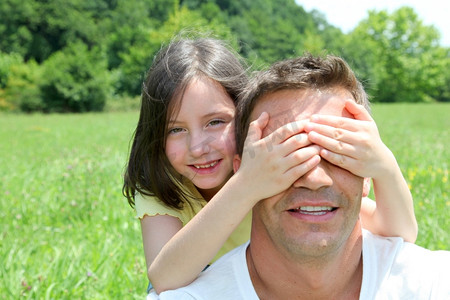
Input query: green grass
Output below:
<box><xmin>371</xmin><ymin>103</ymin><xmax>449</xmax><ymax>250</ymax></box>
<box><xmin>1</xmin><ymin>103</ymin><xmax>449</xmax><ymax>298</ymax></box>
<box><xmin>0</xmin><ymin>112</ymin><xmax>145</xmax><ymax>299</ymax></box>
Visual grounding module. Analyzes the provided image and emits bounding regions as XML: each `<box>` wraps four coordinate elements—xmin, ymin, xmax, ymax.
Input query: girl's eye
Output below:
<box><xmin>208</xmin><ymin>119</ymin><xmax>225</xmax><ymax>127</ymax></box>
<box><xmin>168</xmin><ymin>127</ymin><xmax>184</xmax><ymax>135</ymax></box>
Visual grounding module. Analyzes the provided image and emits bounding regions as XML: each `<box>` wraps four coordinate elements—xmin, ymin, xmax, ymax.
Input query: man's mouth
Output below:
<box><xmin>288</xmin><ymin>206</ymin><xmax>337</xmax><ymax>215</ymax></box>
<box><xmin>192</xmin><ymin>160</ymin><xmax>219</xmax><ymax>169</ymax></box>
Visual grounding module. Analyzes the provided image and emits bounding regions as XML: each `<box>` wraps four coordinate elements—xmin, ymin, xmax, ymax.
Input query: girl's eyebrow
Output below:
<box><xmin>167</xmin><ymin>119</ymin><xmax>181</xmax><ymax>125</ymax></box>
<box><xmin>202</xmin><ymin>110</ymin><xmax>233</xmax><ymax>119</ymax></box>
<box><xmin>169</xmin><ymin>110</ymin><xmax>233</xmax><ymax>124</ymax></box>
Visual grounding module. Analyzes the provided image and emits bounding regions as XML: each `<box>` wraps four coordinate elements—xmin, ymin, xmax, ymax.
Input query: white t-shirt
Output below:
<box><xmin>148</xmin><ymin>230</ymin><xmax>450</xmax><ymax>299</ymax></box>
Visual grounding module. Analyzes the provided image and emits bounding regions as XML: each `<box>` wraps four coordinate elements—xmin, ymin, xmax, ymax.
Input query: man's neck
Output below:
<box><xmin>247</xmin><ymin>225</ymin><xmax>364</xmax><ymax>300</ymax></box>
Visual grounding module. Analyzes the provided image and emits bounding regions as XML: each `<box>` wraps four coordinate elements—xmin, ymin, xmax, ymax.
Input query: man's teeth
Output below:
<box><xmin>194</xmin><ymin>161</ymin><xmax>218</xmax><ymax>169</ymax></box>
<box><xmin>293</xmin><ymin>206</ymin><xmax>334</xmax><ymax>215</ymax></box>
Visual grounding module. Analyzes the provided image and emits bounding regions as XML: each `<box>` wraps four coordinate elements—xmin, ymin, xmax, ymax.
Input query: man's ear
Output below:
<box><xmin>362</xmin><ymin>178</ymin><xmax>371</xmax><ymax>197</ymax></box>
<box><xmin>233</xmin><ymin>154</ymin><xmax>242</xmax><ymax>173</ymax></box>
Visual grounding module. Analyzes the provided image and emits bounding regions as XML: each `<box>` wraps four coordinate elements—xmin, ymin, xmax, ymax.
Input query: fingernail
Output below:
<box><xmin>310</xmin><ymin>115</ymin><xmax>319</xmax><ymax>122</ymax></box>
<box><xmin>308</xmin><ymin>131</ymin><xmax>317</xmax><ymax>138</ymax></box>
<box><xmin>305</xmin><ymin>123</ymin><xmax>314</xmax><ymax>131</ymax></box>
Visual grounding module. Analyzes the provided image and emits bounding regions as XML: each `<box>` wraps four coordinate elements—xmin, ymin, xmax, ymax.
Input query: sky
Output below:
<box><xmin>295</xmin><ymin>0</ymin><xmax>450</xmax><ymax>46</ymax></box>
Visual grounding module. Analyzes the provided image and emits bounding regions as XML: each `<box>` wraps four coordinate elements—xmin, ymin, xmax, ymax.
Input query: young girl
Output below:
<box><xmin>123</xmin><ymin>38</ymin><xmax>417</xmax><ymax>294</ymax></box>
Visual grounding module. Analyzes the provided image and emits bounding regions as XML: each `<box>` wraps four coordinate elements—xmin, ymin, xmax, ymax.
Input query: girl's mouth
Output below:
<box><xmin>189</xmin><ymin>160</ymin><xmax>222</xmax><ymax>174</ymax></box>
<box><xmin>193</xmin><ymin>160</ymin><xmax>219</xmax><ymax>169</ymax></box>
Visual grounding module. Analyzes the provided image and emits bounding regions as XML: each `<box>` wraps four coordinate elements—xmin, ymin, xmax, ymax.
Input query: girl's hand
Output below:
<box><xmin>304</xmin><ymin>100</ymin><xmax>396</xmax><ymax>180</ymax></box>
<box><xmin>236</xmin><ymin>112</ymin><xmax>321</xmax><ymax>202</ymax></box>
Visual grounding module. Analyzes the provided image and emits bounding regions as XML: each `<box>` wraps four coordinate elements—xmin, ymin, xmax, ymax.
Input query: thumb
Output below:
<box><xmin>245</xmin><ymin>112</ymin><xmax>269</xmax><ymax>144</ymax></box>
<box><xmin>345</xmin><ymin>100</ymin><xmax>372</xmax><ymax>121</ymax></box>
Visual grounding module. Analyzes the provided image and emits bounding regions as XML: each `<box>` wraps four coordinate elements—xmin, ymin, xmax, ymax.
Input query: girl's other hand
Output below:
<box><xmin>305</xmin><ymin>100</ymin><xmax>395</xmax><ymax>180</ymax></box>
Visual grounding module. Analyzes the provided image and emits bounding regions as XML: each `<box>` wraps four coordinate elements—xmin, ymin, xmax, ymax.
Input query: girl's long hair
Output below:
<box><xmin>123</xmin><ymin>38</ymin><xmax>248</xmax><ymax>209</ymax></box>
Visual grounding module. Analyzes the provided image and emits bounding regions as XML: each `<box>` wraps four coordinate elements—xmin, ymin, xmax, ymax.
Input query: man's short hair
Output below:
<box><xmin>235</xmin><ymin>54</ymin><xmax>369</xmax><ymax>156</ymax></box>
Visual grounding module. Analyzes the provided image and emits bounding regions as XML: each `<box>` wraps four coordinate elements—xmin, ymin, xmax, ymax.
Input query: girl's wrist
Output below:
<box><xmin>224</xmin><ymin>172</ymin><xmax>261</xmax><ymax>205</ymax></box>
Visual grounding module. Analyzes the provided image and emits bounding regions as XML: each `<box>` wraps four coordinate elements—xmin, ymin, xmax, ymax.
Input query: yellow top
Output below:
<box><xmin>135</xmin><ymin>179</ymin><xmax>251</xmax><ymax>261</ymax></box>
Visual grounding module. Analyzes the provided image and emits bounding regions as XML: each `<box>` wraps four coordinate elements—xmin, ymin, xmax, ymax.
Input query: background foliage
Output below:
<box><xmin>1</xmin><ymin>2</ymin><xmax>448</xmax><ymax>298</ymax></box>
<box><xmin>1</xmin><ymin>104</ymin><xmax>448</xmax><ymax>298</ymax></box>
<box><xmin>0</xmin><ymin>0</ymin><xmax>449</xmax><ymax>112</ymax></box>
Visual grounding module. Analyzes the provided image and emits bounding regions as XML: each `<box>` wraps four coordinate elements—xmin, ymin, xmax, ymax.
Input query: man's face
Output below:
<box><xmin>250</xmin><ymin>88</ymin><xmax>363</xmax><ymax>261</ymax></box>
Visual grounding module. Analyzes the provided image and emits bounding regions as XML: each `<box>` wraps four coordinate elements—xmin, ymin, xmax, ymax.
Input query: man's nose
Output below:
<box><xmin>292</xmin><ymin>162</ymin><xmax>333</xmax><ymax>190</ymax></box>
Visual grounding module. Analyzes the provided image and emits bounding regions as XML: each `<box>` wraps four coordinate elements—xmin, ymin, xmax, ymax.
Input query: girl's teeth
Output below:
<box><xmin>194</xmin><ymin>161</ymin><xmax>218</xmax><ymax>169</ymax></box>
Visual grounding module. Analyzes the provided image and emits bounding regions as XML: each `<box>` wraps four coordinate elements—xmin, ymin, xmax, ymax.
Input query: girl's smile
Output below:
<box><xmin>165</xmin><ymin>77</ymin><xmax>236</xmax><ymax>198</ymax></box>
<box><xmin>189</xmin><ymin>159</ymin><xmax>221</xmax><ymax>174</ymax></box>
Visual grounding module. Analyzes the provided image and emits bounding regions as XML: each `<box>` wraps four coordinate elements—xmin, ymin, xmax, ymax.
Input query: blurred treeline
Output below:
<box><xmin>0</xmin><ymin>0</ymin><xmax>449</xmax><ymax>113</ymax></box>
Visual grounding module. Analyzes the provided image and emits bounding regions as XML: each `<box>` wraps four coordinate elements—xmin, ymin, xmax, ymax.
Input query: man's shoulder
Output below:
<box><xmin>363</xmin><ymin>229</ymin><xmax>450</xmax><ymax>262</ymax></box>
<box><xmin>361</xmin><ymin>230</ymin><xmax>450</xmax><ymax>299</ymax></box>
<box><xmin>155</xmin><ymin>241</ymin><xmax>256</xmax><ymax>300</ymax></box>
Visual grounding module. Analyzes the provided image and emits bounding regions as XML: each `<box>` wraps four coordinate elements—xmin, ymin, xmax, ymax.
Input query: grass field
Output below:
<box><xmin>1</xmin><ymin>103</ymin><xmax>449</xmax><ymax>299</ymax></box>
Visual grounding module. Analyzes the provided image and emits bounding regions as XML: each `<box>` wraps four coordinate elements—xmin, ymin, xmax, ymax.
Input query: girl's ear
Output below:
<box><xmin>233</xmin><ymin>154</ymin><xmax>241</xmax><ymax>173</ymax></box>
<box><xmin>362</xmin><ymin>178</ymin><xmax>371</xmax><ymax>197</ymax></box>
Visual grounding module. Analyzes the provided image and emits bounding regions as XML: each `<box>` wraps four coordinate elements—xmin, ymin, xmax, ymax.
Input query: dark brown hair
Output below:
<box><xmin>235</xmin><ymin>54</ymin><xmax>369</xmax><ymax>156</ymax></box>
<box><xmin>123</xmin><ymin>38</ymin><xmax>248</xmax><ymax>209</ymax></box>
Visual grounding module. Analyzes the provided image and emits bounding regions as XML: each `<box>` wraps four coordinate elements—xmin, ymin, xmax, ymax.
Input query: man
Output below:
<box><xmin>150</xmin><ymin>54</ymin><xmax>450</xmax><ymax>299</ymax></box>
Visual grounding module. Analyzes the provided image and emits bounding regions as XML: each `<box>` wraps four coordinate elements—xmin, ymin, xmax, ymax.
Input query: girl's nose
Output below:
<box><xmin>189</xmin><ymin>134</ymin><xmax>213</xmax><ymax>157</ymax></box>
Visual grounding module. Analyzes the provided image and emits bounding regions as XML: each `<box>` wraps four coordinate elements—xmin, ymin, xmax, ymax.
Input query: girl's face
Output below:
<box><xmin>165</xmin><ymin>77</ymin><xmax>236</xmax><ymax>199</ymax></box>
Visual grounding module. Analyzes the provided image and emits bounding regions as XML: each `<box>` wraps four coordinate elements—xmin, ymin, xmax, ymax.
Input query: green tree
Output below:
<box><xmin>0</xmin><ymin>51</ymin><xmax>23</xmax><ymax>88</ymax></box>
<box><xmin>0</xmin><ymin>0</ymin><xmax>39</xmax><ymax>59</ymax></box>
<box><xmin>343</xmin><ymin>7</ymin><xmax>449</xmax><ymax>102</ymax></box>
<box><xmin>205</xmin><ymin>0</ymin><xmax>332</xmax><ymax>66</ymax></box>
<box><xmin>0</xmin><ymin>0</ymin><xmax>105</xmax><ymax>62</ymax></box>
<box><xmin>40</xmin><ymin>43</ymin><xmax>114</xmax><ymax>112</ymax></box>
<box><xmin>306</xmin><ymin>9</ymin><xmax>346</xmax><ymax>56</ymax></box>
<box><xmin>118</xmin><ymin>4</ymin><xmax>235</xmax><ymax>95</ymax></box>
<box><xmin>102</xmin><ymin>0</ymin><xmax>178</xmax><ymax>69</ymax></box>
<box><xmin>179</xmin><ymin>0</ymin><xmax>318</xmax><ymax>65</ymax></box>
<box><xmin>3</xmin><ymin>59</ymin><xmax>44</xmax><ymax>112</ymax></box>
<box><xmin>225</xmin><ymin>0</ymin><xmax>316</xmax><ymax>66</ymax></box>
<box><xmin>0</xmin><ymin>51</ymin><xmax>24</xmax><ymax>110</ymax></box>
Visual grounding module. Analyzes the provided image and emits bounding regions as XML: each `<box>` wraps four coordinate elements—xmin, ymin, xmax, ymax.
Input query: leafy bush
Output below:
<box><xmin>0</xmin><ymin>52</ymin><xmax>44</xmax><ymax>112</ymax></box>
<box><xmin>0</xmin><ymin>52</ymin><xmax>23</xmax><ymax>111</ymax></box>
<box><xmin>118</xmin><ymin>5</ymin><xmax>236</xmax><ymax>96</ymax></box>
<box><xmin>5</xmin><ymin>60</ymin><xmax>44</xmax><ymax>112</ymax></box>
<box><xmin>0</xmin><ymin>52</ymin><xmax>23</xmax><ymax>88</ymax></box>
<box><xmin>40</xmin><ymin>43</ymin><xmax>115</xmax><ymax>112</ymax></box>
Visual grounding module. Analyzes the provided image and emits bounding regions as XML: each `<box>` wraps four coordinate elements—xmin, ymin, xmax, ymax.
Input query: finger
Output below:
<box><xmin>308</xmin><ymin>131</ymin><xmax>358</xmax><ymax>157</ymax></box>
<box><xmin>308</xmin><ymin>114</ymin><xmax>361</xmax><ymax>132</ymax></box>
<box><xmin>277</xmin><ymin>133</ymin><xmax>312</xmax><ymax>157</ymax></box>
<box><xmin>244</xmin><ymin>112</ymin><xmax>269</xmax><ymax>146</ymax></box>
<box><xmin>306</xmin><ymin>123</ymin><xmax>358</xmax><ymax>145</ymax></box>
<box><xmin>283</xmin><ymin>145</ymin><xmax>321</xmax><ymax>169</ymax></box>
<box><xmin>284</xmin><ymin>154</ymin><xmax>321</xmax><ymax>182</ymax></box>
<box><xmin>265</xmin><ymin>120</ymin><xmax>308</xmax><ymax>145</ymax></box>
<box><xmin>319</xmin><ymin>148</ymin><xmax>360</xmax><ymax>174</ymax></box>
<box><xmin>345</xmin><ymin>100</ymin><xmax>373</xmax><ymax>122</ymax></box>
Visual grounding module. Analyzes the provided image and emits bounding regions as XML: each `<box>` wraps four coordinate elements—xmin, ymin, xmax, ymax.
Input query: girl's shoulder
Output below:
<box><xmin>135</xmin><ymin>180</ymin><xmax>206</xmax><ymax>226</ymax></box>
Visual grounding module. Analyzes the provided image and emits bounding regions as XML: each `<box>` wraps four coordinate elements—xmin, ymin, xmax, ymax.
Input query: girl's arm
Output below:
<box><xmin>360</xmin><ymin>159</ymin><xmax>417</xmax><ymax>242</ymax></box>
<box><xmin>145</xmin><ymin>175</ymin><xmax>255</xmax><ymax>293</ymax></box>
<box><xmin>147</xmin><ymin>113</ymin><xmax>321</xmax><ymax>293</ymax></box>
<box><xmin>305</xmin><ymin>100</ymin><xmax>417</xmax><ymax>242</ymax></box>
<box><xmin>140</xmin><ymin>214</ymin><xmax>183</xmax><ymax>274</ymax></box>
